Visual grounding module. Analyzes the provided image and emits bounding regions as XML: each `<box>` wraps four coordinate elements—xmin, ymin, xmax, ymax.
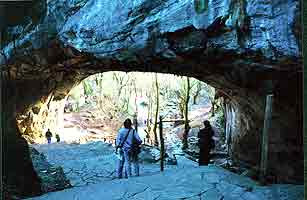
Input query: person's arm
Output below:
<box><xmin>115</xmin><ymin>131</ymin><xmax>122</xmax><ymax>153</ymax></box>
<box><xmin>116</xmin><ymin>129</ymin><xmax>123</xmax><ymax>147</ymax></box>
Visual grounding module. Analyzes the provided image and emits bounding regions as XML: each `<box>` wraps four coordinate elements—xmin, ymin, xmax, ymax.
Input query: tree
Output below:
<box><xmin>112</xmin><ymin>72</ymin><xmax>130</xmax><ymax>98</ymax></box>
<box><xmin>82</xmin><ymin>80</ymin><xmax>93</xmax><ymax>97</ymax></box>
<box><xmin>182</xmin><ymin>77</ymin><xmax>191</xmax><ymax>150</ymax></box>
<box><xmin>192</xmin><ymin>81</ymin><xmax>202</xmax><ymax>104</ymax></box>
<box><xmin>152</xmin><ymin>73</ymin><xmax>159</xmax><ymax>146</ymax></box>
<box><xmin>145</xmin><ymin>90</ymin><xmax>153</xmax><ymax>143</ymax></box>
<box><xmin>203</xmin><ymin>84</ymin><xmax>215</xmax><ymax>116</ymax></box>
<box><xmin>95</xmin><ymin>73</ymin><xmax>104</xmax><ymax>110</ymax></box>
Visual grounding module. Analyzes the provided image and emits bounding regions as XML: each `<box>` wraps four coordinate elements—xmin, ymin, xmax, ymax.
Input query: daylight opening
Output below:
<box><xmin>60</xmin><ymin>72</ymin><xmax>226</xmax><ymax>156</ymax></box>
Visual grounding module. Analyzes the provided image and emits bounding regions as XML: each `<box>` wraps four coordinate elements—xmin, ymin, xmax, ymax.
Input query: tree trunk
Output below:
<box><xmin>159</xmin><ymin>116</ymin><xmax>164</xmax><ymax>171</ymax></box>
<box><xmin>153</xmin><ymin>73</ymin><xmax>159</xmax><ymax>146</ymax></box>
<box><xmin>146</xmin><ymin>91</ymin><xmax>152</xmax><ymax>143</ymax></box>
<box><xmin>182</xmin><ymin>77</ymin><xmax>190</xmax><ymax>150</ymax></box>
<box><xmin>133</xmin><ymin>79</ymin><xmax>138</xmax><ymax>115</ymax></box>
<box><xmin>193</xmin><ymin>82</ymin><xmax>202</xmax><ymax>104</ymax></box>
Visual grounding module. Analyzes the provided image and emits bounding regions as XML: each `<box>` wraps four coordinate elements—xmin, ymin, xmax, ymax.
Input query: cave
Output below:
<box><xmin>1</xmin><ymin>0</ymin><xmax>303</xmax><ymax>198</ymax></box>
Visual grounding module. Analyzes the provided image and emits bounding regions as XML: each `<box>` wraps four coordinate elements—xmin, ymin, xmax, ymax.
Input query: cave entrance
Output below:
<box><xmin>54</xmin><ymin>71</ymin><xmax>226</xmax><ymax>157</ymax></box>
<box><xmin>25</xmin><ymin>71</ymin><xmax>231</xmax><ymax>189</ymax></box>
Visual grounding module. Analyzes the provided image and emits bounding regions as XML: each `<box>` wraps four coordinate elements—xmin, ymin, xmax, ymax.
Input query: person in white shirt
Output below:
<box><xmin>116</xmin><ymin>119</ymin><xmax>142</xmax><ymax>178</ymax></box>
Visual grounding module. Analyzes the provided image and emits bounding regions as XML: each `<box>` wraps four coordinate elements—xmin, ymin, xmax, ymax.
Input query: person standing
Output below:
<box><xmin>45</xmin><ymin>129</ymin><xmax>53</xmax><ymax>144</ymax></box>
<box><xmin>116</xmin><ymin>119</ymin><xmax>142</xmax><ymax>178</ymax></box>
<box><xmin>197</xmin><ymin>120</ymin><xmax>214</xmax><ymax>166</ymax></box>
<box><xmin>55</xmin><ymin>134</ymin><xmax>60</xmax><ymax>142</ymax></box>
<box><xmin>133</xmin><ymin>114</ymin><xmax>138</xmax><ymax>132</ymax></box>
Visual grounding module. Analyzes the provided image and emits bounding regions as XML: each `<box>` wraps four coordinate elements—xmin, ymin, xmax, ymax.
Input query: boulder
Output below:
<box><xmin>30</xmin><ymin>147</ymin><xmax>72</xmax><ymax>193</ymax></box>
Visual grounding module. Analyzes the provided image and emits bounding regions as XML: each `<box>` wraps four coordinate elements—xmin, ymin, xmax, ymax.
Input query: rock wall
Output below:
<box><xmin>0</xmin><ymin>0</ymin><xmax>303</xmax><ymax>197</ymax></box>
<box><xmin>17</xmin><ymin>94</ymin><xmax>67</xmax><ymax>143</ymax></box>
<box><xmin>224</xmin><ymin>73</ymin><xmax>303</xmax><ymax>183</ymax></box>
<box><xmin>2</xmin><ymin>79</ymin><xmax>42</xmax><ymax>198</ymax></box>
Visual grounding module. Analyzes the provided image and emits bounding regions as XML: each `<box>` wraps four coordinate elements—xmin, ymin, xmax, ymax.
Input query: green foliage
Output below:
<box><xmin>82</xmin><ymin>80</ymin><xmax>93</xmax><ymax>96</ymax></box>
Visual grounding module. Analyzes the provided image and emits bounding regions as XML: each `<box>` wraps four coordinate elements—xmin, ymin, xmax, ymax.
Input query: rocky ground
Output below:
<box><xmin>30</xmin><ymin>147</ymin><xmax>71</xmax><ymax>192</ymax></box>
<box><xmin>26</xmin><ymin>101</ymin><xmax>302</xmax><ymax>200</ymax></box>
<box><xmin>26</xmin><ymin>141</ymin><xmax>303</xmax><ymax>200</ymax></box>
<box><xmin>30</xmin><ymin>141</ymin><xmax>181</xmax><ymax>187</ymax></box>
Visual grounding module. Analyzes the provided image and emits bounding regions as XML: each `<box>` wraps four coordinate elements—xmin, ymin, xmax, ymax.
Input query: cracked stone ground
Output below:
<box><xmin>26</xmin><ymin>142</ymin><xmax>303</xmax><ymax>200</ymax></box>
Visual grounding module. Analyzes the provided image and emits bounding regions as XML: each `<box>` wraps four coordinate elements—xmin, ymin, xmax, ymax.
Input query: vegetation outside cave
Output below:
<box><xmin>61</xmin><ymin>72</ymin><xmax>226</xmax><ymax>154</ymax></box>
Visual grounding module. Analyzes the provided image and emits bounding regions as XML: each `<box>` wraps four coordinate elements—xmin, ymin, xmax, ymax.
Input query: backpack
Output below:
<box><xmin>131</xmin><ymin>130</ymin><xmax>141</xmax><ymax>155</ymax></box>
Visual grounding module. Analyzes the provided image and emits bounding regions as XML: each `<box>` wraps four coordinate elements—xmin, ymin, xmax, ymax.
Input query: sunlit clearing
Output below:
<box><xmin>61</xmin><ymin>72</ymin><xmax>215</xmax><ymax>144</ymax></box>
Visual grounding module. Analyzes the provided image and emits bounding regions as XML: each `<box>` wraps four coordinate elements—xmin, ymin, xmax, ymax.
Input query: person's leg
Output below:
<box><xmin>203</xmin><ymin>148</ymin><xmax>210</xmax><ymax>165</ymax></box>
<box><xmin>123</xmin><ymin>150</ymin><xmax>132</xmax><ymax>178</ymax></box>
<box><xmin>47</xmin><ymin>138</ymin><xmax>51</xmax><ymax>144</ymax></box>
<box><xmin>117</xmin><ymin>158</ymin><xmax>124</xmax><ymax>179</ymax></box>
<box><xmin>133</xmin><ymin>154</ymin><xmax>140</xmax><ymax>176</ymax></box>
<box><xmin>199</xmin><ymin>148</ymin><xmax>208</xmax><ymax>166</ymax></box>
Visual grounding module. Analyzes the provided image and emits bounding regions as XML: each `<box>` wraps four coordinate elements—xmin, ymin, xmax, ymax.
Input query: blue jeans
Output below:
<box><xmin>117</xmin><ymin>150</ymin><xmax>139</xmax><ymax>178</ymax></box>
<box><xmin>47</xmin><ymin>138</ymin><xmax>51</xmax><ymax>144</ymax></box>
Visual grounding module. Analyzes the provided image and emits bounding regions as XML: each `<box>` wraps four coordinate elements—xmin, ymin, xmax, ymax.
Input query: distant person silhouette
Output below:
<box><xmin>45</xmin><ymin>129</ymin><xmax>53</xmax><ymax>144</ymax></box>
<box><xmin>197</xmin><ymin>120</ymin><xmax>214</xmax><ymax>166</ymax></box>
<box><xmin>55</xmin><ymin>134</ymin><xmax>60</xmax><ymax>142</ymax></box>
<box><xmin>116</xmin><ymin>119</ymin><xmax>142</xmax><ymax>178</ymax></box>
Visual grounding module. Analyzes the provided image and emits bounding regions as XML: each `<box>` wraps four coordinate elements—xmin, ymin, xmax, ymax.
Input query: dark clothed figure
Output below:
<box><xmin>133</xmin><ymin>116</ymin><xmax>138</xmax><ymax>132</ymax></box>
<box><xmin>197</xmin><ymin>120</ymin><xmax>214</xmax><ymax>166</ymax></box>
<box><xmin>45</xmin><ymin>129</ymin><xmax>53</xmax><ymax>144</ymax></box>
<box><xmin>55</xmin><ymin>134</ymin><xmax>60</xmax><ymax>142</ymax></box>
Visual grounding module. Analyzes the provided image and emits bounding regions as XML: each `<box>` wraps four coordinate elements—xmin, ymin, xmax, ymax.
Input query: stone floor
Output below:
<box><xmin>26</xmin><ymin>164</ymin><xmax>303</xmax><ymax>200</ymax></box>
<box><xmin>26</xmin><ymin>142</ymin><xmax>303</xmax><ymax>200</ymax></box>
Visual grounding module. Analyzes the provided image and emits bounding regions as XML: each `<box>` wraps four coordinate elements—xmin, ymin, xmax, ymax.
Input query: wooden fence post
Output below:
<box><xmin>159</xmin><ymin>116</ymin><xmax>164</xmax><ymax>172</ymax></box>
<box><xmin>260</xmin><ymin>94</ymin><xmax>273</xmax><ymax>184</ymax></box>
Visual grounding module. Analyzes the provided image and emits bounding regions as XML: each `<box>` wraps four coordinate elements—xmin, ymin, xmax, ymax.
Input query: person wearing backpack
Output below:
<box><xmin>116</xmin><ymin>118</ymin><xmax>142</xmax><ymax>178</ymax></box>
<box><xmin>197</xmin><ymin>120</ymin><xmax>215</xmax><ymax>166</ymax></box>
<box><xmin>45</xmin><ymin>129</ymin><xmax>53</xmax><ymax>144</ymax></box>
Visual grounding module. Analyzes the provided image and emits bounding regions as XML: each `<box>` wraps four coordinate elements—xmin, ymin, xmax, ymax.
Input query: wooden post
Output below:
<box><xmin>260</xmin><ymin>94</ymin><xmax>273</xmax><ymax>184</ymax></box>
<box><xmin>159</xmin><ymin>116</ymin><xmax>164</xmax><ymax>172</ymax></box>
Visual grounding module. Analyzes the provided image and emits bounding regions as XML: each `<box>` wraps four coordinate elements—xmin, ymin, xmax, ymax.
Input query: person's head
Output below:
<box><xmin>124</xmin><ymin>118</ymin><xmax>132</xmax><ymax>129</ymax></box>
<box><xmin>203</xmin><ymin>120</ymin><xmax>211</xmax><ymax>128</ymax></box>
<box><xmin>47</xmin><ymin>129</ymin><xmax>50</xmax><ymax>131</ymax></box>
